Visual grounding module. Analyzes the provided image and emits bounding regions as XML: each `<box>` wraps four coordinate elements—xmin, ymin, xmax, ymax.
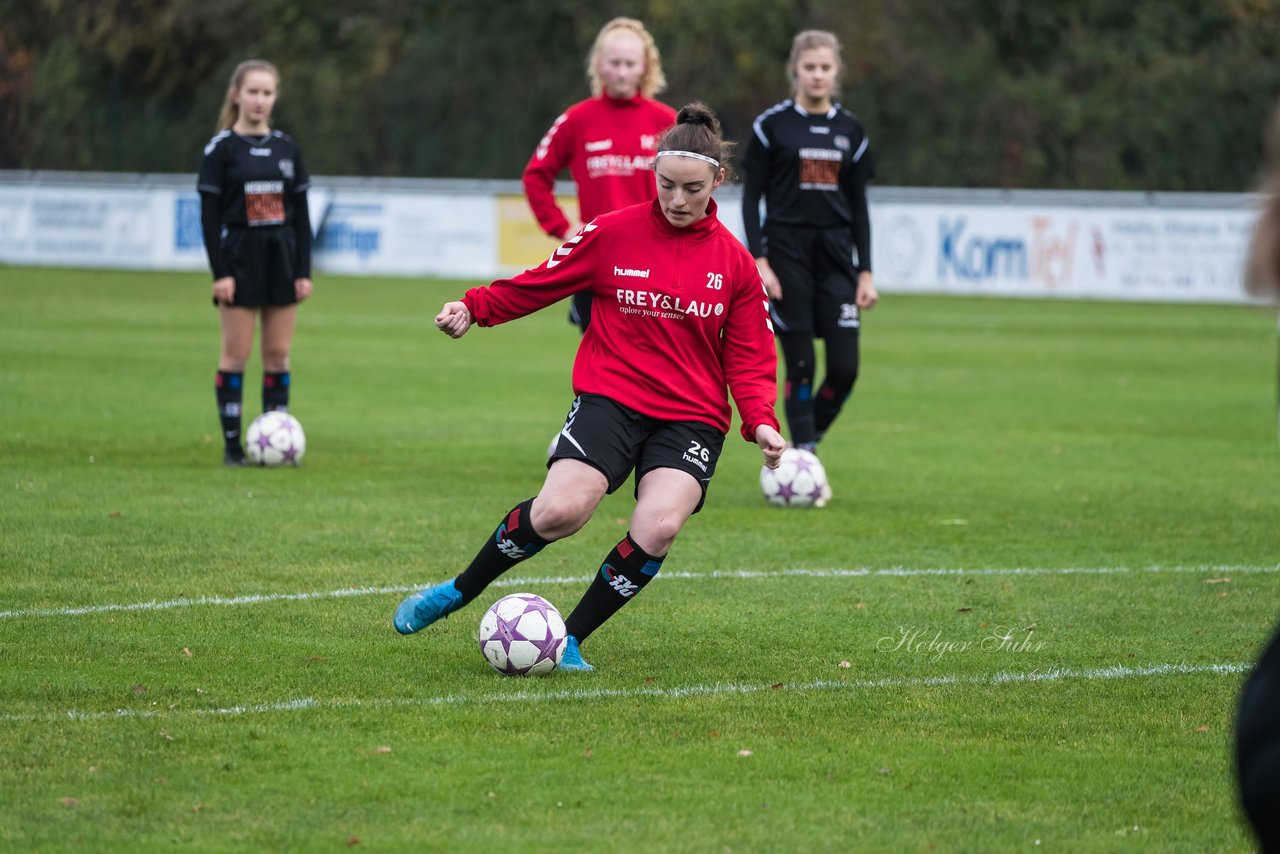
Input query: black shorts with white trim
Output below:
<box><xmin>548</xmin><ymin>393</ymin><xmax>724</xmax><ymax>513</ymax></box>
<box><xmin>765</xmin><ymin>223</ymin><xmax>860</xmax><ymax>338</ymax></box>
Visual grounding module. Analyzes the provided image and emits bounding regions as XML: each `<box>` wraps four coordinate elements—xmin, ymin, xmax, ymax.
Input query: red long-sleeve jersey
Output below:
<box><xmin>463</xmin><ymin>199</ymin><xmax>780</xmax><ymax>442</ymax></box>
<box><xmin>522</xmin><ymin>94</ymin><xmax>677</xmax><ymax>239</ymax></box>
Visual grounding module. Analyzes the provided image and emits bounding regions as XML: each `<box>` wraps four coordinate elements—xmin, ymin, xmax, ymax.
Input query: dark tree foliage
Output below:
<box><xmin>2</xmin><ymin>0</ymin><xmax>1277</xmax><ymax>190</ymax></box>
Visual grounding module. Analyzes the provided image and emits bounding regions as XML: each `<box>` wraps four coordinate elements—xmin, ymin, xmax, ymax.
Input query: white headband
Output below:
<box><xmin>656</xmin><ymin>150</ymin><xmax>720</xmax><ymax>168</ymax></box>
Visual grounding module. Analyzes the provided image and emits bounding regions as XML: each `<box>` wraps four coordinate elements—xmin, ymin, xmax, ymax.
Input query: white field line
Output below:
<box><xmin>0</xmin><ymin>661</ymin><xmax>1249</xmax><ymax>724</ymax></box>
<box><xmin>2</xmin><ymin>564</ymin><xmax>1277</xmax><ymax>621</ymax></box>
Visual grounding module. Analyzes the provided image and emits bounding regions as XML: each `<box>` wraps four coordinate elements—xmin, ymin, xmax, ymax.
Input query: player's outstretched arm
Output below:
<box><xmin>435</xmin><ymin>301</ymin><xmax>473</xmax><ymax>338</ymax></box>
<box><xmin>755</xmin><ymin>424</ymin><xmax>786</xmax><ymax>469</ymax></box>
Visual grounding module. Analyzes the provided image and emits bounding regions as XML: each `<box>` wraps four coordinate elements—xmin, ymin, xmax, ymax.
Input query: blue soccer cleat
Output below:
<box><xmin>393</xmin><ymin>580</ymin><xmax>463</xmax><ymax>635</ymax></box>
<box><xmin>558</xmin><ymin>635</ymin><xmax>594</xmax><ymax>672</ymax></box>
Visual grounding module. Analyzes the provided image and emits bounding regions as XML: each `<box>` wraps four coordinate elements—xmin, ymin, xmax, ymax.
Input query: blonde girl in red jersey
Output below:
<box><xmin>397</xmin><ymin>104</ymin><xmax>786</xmax><ymax>671</ymax></box>
<box><xmin>522</xmin><ymin>17</ymin><xmax>676</xmax><ymax>332</ymax></box>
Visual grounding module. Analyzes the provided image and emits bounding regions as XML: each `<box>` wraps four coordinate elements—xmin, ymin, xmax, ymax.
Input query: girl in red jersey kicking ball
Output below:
<box><xmin>395</xmin><ymin>103</ymin><xmax>786</xmax><ymax>671</ymax></box>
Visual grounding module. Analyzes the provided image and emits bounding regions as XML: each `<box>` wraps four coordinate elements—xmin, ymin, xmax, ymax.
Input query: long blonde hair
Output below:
<box><xmin>586</xmin><ymin>17</ymin><xmax>666</xmax><ymax>99</ymax></box>
<box><xmin>787</xmin><ymin>30</ymin><xmax>844</xmax><ymax>93</ymax></box>
<box><xmin>1246</xmin><ymin>98</ymin><xmax>1280</xmax><ymax>300</ymax></box>
<box><xmin>216</xmin><ymin>60</ymin><xmax>280</xmax><ymax>132</ymax></box>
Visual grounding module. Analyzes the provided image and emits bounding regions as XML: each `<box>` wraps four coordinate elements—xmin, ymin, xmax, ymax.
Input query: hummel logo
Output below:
<box><xmin>535</xmin><ymin>113</ymin><xmax>568</xmax><ymax>160</ymax></box>
<box><xmin>546</xmin><ymin>222</ymin><xmax>597</xmax><ymax>269</ymax></box>
<box><xmin>614</xmin><ymin>266</ymin><xmax>650</xmax><ymax>279</ymax></box>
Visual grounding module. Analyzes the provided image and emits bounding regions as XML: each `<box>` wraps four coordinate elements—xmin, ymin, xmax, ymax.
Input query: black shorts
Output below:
<box><xmin>548</xmin><ymin>393</ymin><xmax>725</xmax><ymax>513</ymax></box>
<box><xmin>568</xmin><ymin>291</ymin><xmax>593</xmax><ymax>332</ymax></box>
<box><xmin>219</xmin><ymin>227</ymin><xmax>298</xmax><ymax>308</ymax></box>
<box><xmin>765</xmin><ymin>224</ymin><xmax>860</xmax><ymax>338</ymax></box>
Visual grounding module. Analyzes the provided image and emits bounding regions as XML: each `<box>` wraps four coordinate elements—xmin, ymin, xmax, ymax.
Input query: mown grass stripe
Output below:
<box><xmin>2</xmin><ymin>564</ymin><xmax>1276</xmax><ymax>620</ymax></box>
<box><xmin>0</xmin><ymin>661</ymin><xmax>1247</xmax><ymax>724</ymax></box>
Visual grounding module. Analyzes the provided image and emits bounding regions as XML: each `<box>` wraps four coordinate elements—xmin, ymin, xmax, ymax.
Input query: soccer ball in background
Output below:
<box><xmin>760</xmin><ymin>448</ymin><xmax>829</xmax><ymax>508</ymax></box>
<box><xmin>478</xmin><ymin>593</ymin><xmax>567</xmax><ymax>676</ymax></box>
<box><xmin>244</xmin><ymin>411</ymin><xmax>306</xmax><ymax>467</ymax></box>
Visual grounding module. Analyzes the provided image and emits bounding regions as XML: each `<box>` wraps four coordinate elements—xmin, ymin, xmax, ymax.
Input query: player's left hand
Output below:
<box><xmin>294</xmin><ymin>278</ymin><xmax>313</xmax><ymax>301</ymax></box>
<box><xmin>755</xmin><ymin>424</ymin><xmax>786</xmax><ymax>469</ymax></box>
<box><xmin>855</xmin><ymin>271</ymin><xmax>878</xmax><ymax>310</ymax></box>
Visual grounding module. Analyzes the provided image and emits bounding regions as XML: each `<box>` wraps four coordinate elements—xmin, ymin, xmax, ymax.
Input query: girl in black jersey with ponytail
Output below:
<box><xmin>742</xmin><ymin>30</ymin><xmax>877</xmax><ymax>502</ymax></box>
<box><xmin>198</xmin><ymin>60</ymin><xmax>313</xmax><ymax>466</ymax></box>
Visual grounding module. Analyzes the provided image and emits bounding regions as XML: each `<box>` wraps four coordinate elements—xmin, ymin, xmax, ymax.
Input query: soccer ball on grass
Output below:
<box><xmin>760</xmin><ymin>447</ymin><xmax>828</xmax><ymax>507</ymax></box>
<box><xmin>244</xmin><ymin>411</ymin><xmax>306</xmax><ymax>467</ymax></box>
<box><xmin>478</xmin><ymin>593</ymin><xmax>567</xmax><ymax>676</ymax></box>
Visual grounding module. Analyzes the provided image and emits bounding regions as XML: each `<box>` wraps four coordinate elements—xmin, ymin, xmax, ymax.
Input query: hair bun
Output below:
<box><xmin>676</xmin><ymin>102</ymin><xmax>715</xmax><ymax>127</ymax></box>
<box><xmin>658</xmin><ymin>101</ymin><xmax>734</xmax><ymax>180</ymax></box>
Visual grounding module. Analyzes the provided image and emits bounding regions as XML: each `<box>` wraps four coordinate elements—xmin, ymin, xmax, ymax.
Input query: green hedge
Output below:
<box><xmin>2</xmin><ymin>0</ymin><xmax>1277</xmax><ymax>190</ymax></box>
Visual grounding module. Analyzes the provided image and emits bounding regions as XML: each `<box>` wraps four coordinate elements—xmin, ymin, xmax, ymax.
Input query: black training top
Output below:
<box><xmin>741</xmin><ymin>99</ymin><xmax>873</xmax><ymax>272</ymax></box>
<box><xmin>197</xmin><ymin>129</ymin><xmax>312</xmax><ymax>279</ymax></box>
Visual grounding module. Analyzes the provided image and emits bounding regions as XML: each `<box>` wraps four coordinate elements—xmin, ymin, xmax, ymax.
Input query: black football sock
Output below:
<box><xmin>564</xmin><ymin>533</ymin><xmax>664</xmax><ymax>643</ymax></box>
<box><xmin>784</xmin><ymin>379</ymin><xmax>817</xmax><ymax>444</ymax></box>
<box><xmin>215</xmin><ymin>371</ymin><xmax>244</xmax><ymax>451</ymax></box>
<box><xmin>813</xmin><ymin>383</ymin><xmax>851</xmax><ymax>440</ymax></box>
<box><xmin>263</xmin><ymin>371</ymin><xmax>290</xmax><ymax>413</ymax></box>
<box><xmin>452</xmin><ymin>499</ymin><xmax>549</xmax><ymax>606</ymax></box>
<box><xmin>814</xmin><ymin>334</ymin><xmax>859</xmax><ymax>439</ymax></box>
<box><xmin>779</xmin><ymin>333</ymin><xmax>818</xmax><ymax>445</ymax></box>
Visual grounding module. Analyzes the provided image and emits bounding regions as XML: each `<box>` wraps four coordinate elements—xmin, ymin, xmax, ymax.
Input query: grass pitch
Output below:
<box><xmin>2</xmin><ymin>266</ymin><xmax>1278</xmax><ymax>851</ymax></box>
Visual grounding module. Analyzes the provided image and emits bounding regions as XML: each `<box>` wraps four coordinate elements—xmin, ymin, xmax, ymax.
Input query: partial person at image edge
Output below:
<box><xmin>1238</xmin><ymin>94</ymin><xmax>1280</xmax><ymax>854</ymax></box>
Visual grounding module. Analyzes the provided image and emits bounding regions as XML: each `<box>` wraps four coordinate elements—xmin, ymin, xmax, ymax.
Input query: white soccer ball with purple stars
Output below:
<box><xmin>244</xmin><ymin>411</ymin><xmax>306</xmax><ymax>467</ymax></box>
<box><xmin>760</xmin><ymin>447</ymin><xmax>828</xmax><ymax>507</ymax></box>
<box><xmin>478</xmin><ymin>593</ymin><xmax>567</xmax><ymax>676</ymax></box>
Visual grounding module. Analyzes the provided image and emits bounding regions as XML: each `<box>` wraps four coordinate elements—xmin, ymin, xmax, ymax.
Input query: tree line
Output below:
<box><xmin>2</xmin><ymin>0</ymin><xmax>1278</xmax><ymax>191</ymax></box>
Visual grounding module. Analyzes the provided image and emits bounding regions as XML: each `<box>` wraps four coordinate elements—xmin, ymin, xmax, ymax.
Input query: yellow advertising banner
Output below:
<box><xmin>497</xmin><ymin>194</ymin><xmax>580</xmax><ymax>272</ymax></box>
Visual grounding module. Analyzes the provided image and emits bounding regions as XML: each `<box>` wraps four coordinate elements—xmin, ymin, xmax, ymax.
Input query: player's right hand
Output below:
<box><xmin>755</xmin><ymin>424</ymin><xmax>786</xmax><ymax>469</ymax></box>
<box><xmin>756</xmin><ymin>258</ymin><xmax>782</xmax><ymax>300</ymax></box>
<box><xmin>212</xmin><ymin>276</ymin><xmax>235</xmax><ymax>306</ymax></box>
<box><xmin>435</xmin><ymin>301</ymin><xmax>473</xmax><ymax>338</ymax></box>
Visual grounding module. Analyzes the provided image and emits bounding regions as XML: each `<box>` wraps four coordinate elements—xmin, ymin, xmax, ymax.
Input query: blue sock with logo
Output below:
<box><xmin>453</xmin><ymin>498</ymin><xmax>548</xmax><ymax>605</ymax></box>
<box><xmin>215</xmin><ymin>370</ymin><xmax>244</xmax><ymax>452</ymax></box>
<box><xmin>564</xmin><ymin>533</ymin><xmax>664</xmax><ymax>643</ymax></box>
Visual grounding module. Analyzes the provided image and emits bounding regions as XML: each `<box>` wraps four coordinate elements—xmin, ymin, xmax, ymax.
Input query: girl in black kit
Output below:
<box><xmin>1237</xmin><ymin>95</ymin><xmax>1280</xmax><ymax>854</ymax></box>
<box><xmin>742</xmin><ymin>30</ymin><xmax>878</xmax><ymax>500</ymax></box>
<box><xmin>198</xmin><ymin>59</ymin><xmax>313</xmax><ymax>466</ymax></box>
